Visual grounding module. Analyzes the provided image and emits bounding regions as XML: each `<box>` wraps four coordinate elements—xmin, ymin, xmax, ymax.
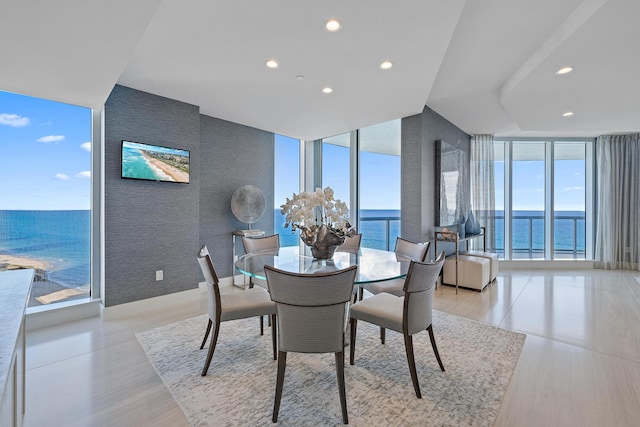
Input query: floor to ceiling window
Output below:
<box><xmin>494</xmin><ymin>139</ymin><xmax>592</xmax><ymax>260</ymax></box>
<box><xmin>274</xmin><ymin>134</ymin><xmax>301</xmax><ymax>247</ymax></box>
<box><xmin>319</xmin><ymin>120</ymin><xmax>401</xmax><ymax>251</ymax></box>
<box><xmin>0</xmin><ymin>90</ymin><xmax>92</xmax><ymax>308</ymax></box>
<box><xmin>512</xmin><ymin>141</ymin><xmax>546</xmax><ymax>259</ymax></box>
<box><xmin>321</xmin><ymin>132</ymin><xmax>351</xmax><ymax>210</ymax></box>
<box><xmin>359</xmin><ymin>120</ymin><xmax>401</xmax><ymax>251</ymax></box>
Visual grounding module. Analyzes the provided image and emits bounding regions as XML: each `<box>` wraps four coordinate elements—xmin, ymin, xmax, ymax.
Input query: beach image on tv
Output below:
<box><xmin>122</xmin><ymin>141</ymin><xmax>190</xmax><ymax>183</ymax></box>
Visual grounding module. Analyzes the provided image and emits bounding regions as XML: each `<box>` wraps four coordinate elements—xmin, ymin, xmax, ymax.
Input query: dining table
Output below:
<box><xmin>235</xmin><ymin>245</ymin><xmax>411</xmax><ymax>285</ymax></box>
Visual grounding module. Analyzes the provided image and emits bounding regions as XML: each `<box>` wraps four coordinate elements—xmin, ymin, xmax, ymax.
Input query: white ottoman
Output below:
<box><xmin>443</xmin><ymin>255</ymin><xmax>490</xmax><ymax>291</ymax></box>
<box><xmin>460</xmin><ymin>250</ymin><xmax>499</xmax><ymax>282</ymax></box>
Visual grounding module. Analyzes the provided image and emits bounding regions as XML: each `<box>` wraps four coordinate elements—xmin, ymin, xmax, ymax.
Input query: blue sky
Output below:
<box><xmin>495</xmin><ymin>159</ymin><xmax>585</xmax><ymax>211</ymax></box>
<box><xmin>0</xmin><ymin>90</ymin><xmax>91</xmax><ymax>210</ymax></box>
<box><xmin>275</xmin><ymin>135</ymin><xmax>401</xmax><ymax>211</ymax></box>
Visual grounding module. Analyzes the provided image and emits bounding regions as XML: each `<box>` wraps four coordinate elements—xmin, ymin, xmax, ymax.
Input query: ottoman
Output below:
<box><xmin>460</xmin><ymin>250</ymin><xmax>499</xmax><ymax>282</ymax></box>
<box><xmin>443</xmin><ymin>255</ymin><xmax>490</xmax><ymax>291</ymax></box>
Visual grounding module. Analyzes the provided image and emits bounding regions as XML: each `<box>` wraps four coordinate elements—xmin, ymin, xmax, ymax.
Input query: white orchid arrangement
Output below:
<box><xmin>280</xmin><ymin>187</ymin><xmax>355</xmax><ymax>238</ymax></box>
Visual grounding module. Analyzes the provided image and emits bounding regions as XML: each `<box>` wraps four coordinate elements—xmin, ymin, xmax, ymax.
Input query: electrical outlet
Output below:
<box><xmin>156</xmin><ymin>270</ymin><xmax>163</xmax><ymax>281</ymax></box>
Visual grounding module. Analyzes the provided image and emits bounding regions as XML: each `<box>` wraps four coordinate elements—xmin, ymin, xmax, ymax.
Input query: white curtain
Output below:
<box><xmin>470</xmin><ymin>134</ymin><xmax>496</xmax><ymax>251</ymax></box>
<box><xmin>595</xmin><ymin>134</ymin><xmax>640</xmax><ymax>270</ymax></box>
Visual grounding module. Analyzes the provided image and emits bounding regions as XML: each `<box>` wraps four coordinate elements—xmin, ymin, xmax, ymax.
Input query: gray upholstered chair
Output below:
<box><xmin>241</xmin><ymin>234</ymin><xmax>280</xmax><ymax>334</ymax></box>
<box><xmin>349</xmin><ymin>251</ymin><xmax>446</xmax><ymax>398</ymax></box>
<box><xmin>197</xmin><ymin>244</ymin><xmax>277</xmax><ymax>376</ymax></box>
<box><xmin>241</xmin><ymin>234</ymin><xmax>280</xmax><ymax>290</ymax></box>
<box><xmin>359</xmin><ymin>237</ymin><xmax>430</xmax><ymax>299</ymax></box>
<box><xmin>264</xmin><ymin>264</ymin><xmax>358</xmax><ymax>424</ymax></box>
<box><xmin>336</xmin><ymin>233</ymin><xmax>362</xmax><ymax>254</ymax></box>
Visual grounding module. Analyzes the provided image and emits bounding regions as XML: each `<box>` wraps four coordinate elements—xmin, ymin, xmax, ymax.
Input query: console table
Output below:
<box><xmin>434</xmin><ymin>227</ymin><xmax>485</xmax><ymax>294</ymax></box>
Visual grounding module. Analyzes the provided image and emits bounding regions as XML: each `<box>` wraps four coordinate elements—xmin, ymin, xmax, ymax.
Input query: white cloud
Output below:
<box><xmin>37</xmin><ymin>135</ymin><xmax>65</xmax><ymax>143</ymax></box>
<box><xmin>80</xmin><ymin>142</ymin><xmax>91</xmax><ymax>152</ymax></box>
<box><xmin>0</xmin><ymin>113</ymin><xmax>30</xmax><ymax>127</ymax></box>
<box><xmin>76</xmin><ymin>171</ymin><xmax>91</xmax><ymax>179</ymax></box>
<box><xmin>562</xmin><ymin>186</ymin><xmax>584</xmax><ymax>191</ymax></box>
<box><xmin>55</xmin><ymin>173</ymin><xmax>69</xmax><ymax>180</ymax></box>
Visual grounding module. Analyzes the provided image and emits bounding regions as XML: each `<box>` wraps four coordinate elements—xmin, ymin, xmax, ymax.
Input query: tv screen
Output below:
<box><xmin>121</xmin><ymin>140</ymin><xmax>190</xmax><ymax>183</ymax></box>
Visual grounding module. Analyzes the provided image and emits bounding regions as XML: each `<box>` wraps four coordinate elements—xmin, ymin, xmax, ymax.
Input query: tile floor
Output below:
<box><xmin>23</xmin><ymin>268</ymin><xmax>640</xmax><ymax>426</ymax></box>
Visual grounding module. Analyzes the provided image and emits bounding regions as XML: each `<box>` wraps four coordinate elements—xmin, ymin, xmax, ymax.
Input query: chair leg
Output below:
<box><xmin>201</xmin><ymin>320</ymin><xmax>221</xmax><ymax>376</ymax></box>
<box><xmin>358</xmin><ymin>286</ymin><xmax>363</xmax><ymax>301</ymax></box>
<box><xmin>403</xmin><ymin>332</ymin><xmax>421</xmax><ymax>398</ymax></box>
<box><xmin>260</xmin><ymin>316</ymin><xmax>264</xmax><ymax>335</ymax></box>
<box><xmin>271</xmin><ymin>314</ymin><xmax>277</xmax><ymax>360</ymax></box>
<box><xmin>272</xmin><ymin>351</ymin><xmax>287</xmax><ymax>423</ymax></box>
<box><xmin>427</xmin><ymin>324</ymin><xmax>445</xmax><ymax>371</ymax></box>
<box><xmin>335</xmin><ymin>351</ymin><xmax>349</xmax><ymax>424</ymax></box>
<box><xmin>380</xmin><ymin>327</ymin><xmax>386</xmax><ymax>344</ymax></box>
<box><xmin>200</xmin><ymin>319</ymin><xmax>212</xmax><ymax>350</ymax></box>
<box><xmin>349</xmin><ymin>318</ymin><xmax>357</xmax><ymax>365</ymax></box>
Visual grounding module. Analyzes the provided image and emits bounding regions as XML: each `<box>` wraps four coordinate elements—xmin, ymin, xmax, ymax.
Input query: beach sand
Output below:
<box><xmin>0</xmin><ymin>253</ymin><xmax>90</xmax><ymax>306</ymax></box>
<box><xmin>0</xmin><ymin>253</ymin><xmax>51</xmax><ymax>270</ymax></box>
<box><xmin>141</xmin><ymin>151</ymin><xmax>189</xmax><ymax>183</ymax></box>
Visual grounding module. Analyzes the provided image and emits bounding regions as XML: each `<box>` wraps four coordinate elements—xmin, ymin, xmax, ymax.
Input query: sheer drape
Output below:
<box><xmin>470</xmin><ymin>134</ymin><xmax>496</xmax><ymax>251</ymax></box>
<box><xmin>595</xmin><ymin>134</ymin><xmax>640</xmax><ymax>270</ymax></box>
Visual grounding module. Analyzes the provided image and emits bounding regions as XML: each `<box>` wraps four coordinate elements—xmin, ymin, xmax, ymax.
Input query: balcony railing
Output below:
<box><xmin>359</xmin><ymin>215</ymin><xmax>401</xmax><ymax>251</ymax></box>
<box><xmin>494</xmin><ymin>213</ymin><xmax>586</xmax><ymax>259</ymax></box>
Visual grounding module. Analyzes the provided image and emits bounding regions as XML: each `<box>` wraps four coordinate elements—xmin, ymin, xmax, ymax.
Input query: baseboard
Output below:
<box><xmin>500</xmin><ymin>259</ymin><xmax>595</xmax><ymax>270</ymax></box>
<box><xmin>26</xmin><ymin>299</ymin><xmax>102</xmax><ymax>331</ymax></box>
<box><xmin>24</xmin><ymin>275</ymin><xmax>236</xmax><ymax>328</ymax></box>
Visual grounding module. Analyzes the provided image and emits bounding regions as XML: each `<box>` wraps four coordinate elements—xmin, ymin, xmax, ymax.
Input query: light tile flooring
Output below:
<box><xmin>23</xmin><ymin>269</ymin><xmax>640</xmax><ymax>426</ymax></box>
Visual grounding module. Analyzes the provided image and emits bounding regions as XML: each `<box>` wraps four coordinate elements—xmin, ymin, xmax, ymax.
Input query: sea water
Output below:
<box><xmin>0</xmin><ymin>209</ymin><xmax>586</xmax><ymax>290</ymax></box>
<box><xmin>122</xmin><ymin>146</ymin><xmax>169</xmax><ymax>181</ymax></box>
<box><xmin>0</xmin><ymin>210</ymin><xmax>90</xmax><ymax>287</ymax></box>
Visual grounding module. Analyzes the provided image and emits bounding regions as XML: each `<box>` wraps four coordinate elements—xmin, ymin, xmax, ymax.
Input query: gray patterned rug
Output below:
<box><xmin>136</xmin><ymin>310</ymin><xmax>525</xmax><ymax>426</ymax></box>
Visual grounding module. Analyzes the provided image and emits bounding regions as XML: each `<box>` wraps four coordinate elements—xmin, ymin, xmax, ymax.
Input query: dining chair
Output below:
<box><xmin>241</xmin><ymin>234</ymin><xmax>280</xmax><ymax>334</ymax></box>
<box><xmin>349</xmin><ymin>251</ymin><xmax>446</xmax><ymax>398</ymax></box>
<box><xmin>336</xmin><ymin>233</ymin><xmax>362</xmax><ymax>254</ymax></box>
<box><xmin>196</xmin><ymin>244</ymin><xmax>277</xmax><ymax>376</ymax></box>
<box><xmin>264</xmin><ymin>264</ymin><xmax>358</xmax><ymax>424</ymax></box>
<box><xmin>358</xmin><ymin>237</ymin><xmax>430</xmax><ymax>300</ymax></box>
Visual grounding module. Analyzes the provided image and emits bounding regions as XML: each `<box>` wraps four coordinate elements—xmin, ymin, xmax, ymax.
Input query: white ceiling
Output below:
<box><xmin>2</xmin><ymin>0</ymin><xmax>638</xmax><ymax>141</ymax></box>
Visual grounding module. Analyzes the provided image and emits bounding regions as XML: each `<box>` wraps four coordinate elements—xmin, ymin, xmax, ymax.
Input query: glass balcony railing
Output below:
<box><xmin>494</xmin><ymin>212</ymin><xmax>586</xmax><ymax>259</ymax></box>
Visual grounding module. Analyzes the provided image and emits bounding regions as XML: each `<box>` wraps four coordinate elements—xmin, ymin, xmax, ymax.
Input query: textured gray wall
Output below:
<box><xmin>198</xmin><ymin>115</ymin><xmax>274</xmax><ymax>278</ymax></box>
<box><xmin>401</xmin><ymin>106</ymin><xmax>470</xmax><ymax>259</ymax></box>
<box><xmin>104</xmin><ymin>85</ymin><xmax>200</xmax><ymax>307</ymax></box>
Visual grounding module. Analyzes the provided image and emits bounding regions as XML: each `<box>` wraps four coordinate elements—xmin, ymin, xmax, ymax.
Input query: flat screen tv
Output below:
<box><xmin>121</xmin><ymin>140</ymin><xmax>190</xmax><ymax>184</ymax></box>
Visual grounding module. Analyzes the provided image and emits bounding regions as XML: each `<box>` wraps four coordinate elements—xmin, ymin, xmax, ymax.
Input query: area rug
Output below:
<box><xmin>136</xmin><ymin>311</ymin><xmax>525</xmax><ymax>426</ymax></box>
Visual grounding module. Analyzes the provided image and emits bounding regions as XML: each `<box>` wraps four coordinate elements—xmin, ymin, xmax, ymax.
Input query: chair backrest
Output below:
<box><xmin>402</xmin><ymin>251</ymin><xmax>445</xmax><ymax>335</ymax></box>
<box><xmin>264</xmin><ymin>265</ymin><xmax>357</xmax><ymax>354</ymax></box>
<box><xmin>336</xmin><ymin>233</ymin><xmax>362</xmax><ymax>253</ymax></box>
<box><xmin>395</xmin><ymin>237</ymin><xmax>430</xmax><ymax>262</ymax></box>
<box><xmin>197</xmin><ymin>244</ymin><xmax>221</xmax><ymax>321</ymax></box>
<box><xmin>242</xmin><ymin>234</ymin><xmax>280</xmax><ymax>254</ymax></box>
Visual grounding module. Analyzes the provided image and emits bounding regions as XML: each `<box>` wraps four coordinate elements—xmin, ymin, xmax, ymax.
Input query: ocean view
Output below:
<box><xmin>0</xmin><ymin>210</ymin><xmax>90</xmax><ymax>288</ymax></box>
<box><xmin>0</xmin><ymin>209</ymin><xmax>586</xmax><ymax>293</ymax></box>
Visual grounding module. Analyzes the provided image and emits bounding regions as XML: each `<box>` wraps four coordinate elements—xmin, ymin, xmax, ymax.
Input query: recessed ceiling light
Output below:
<box><xmin>296</xmin><ymin>75</ymin><xmax>305</xmax><ymax>81</ymax></box>
<box><xmin>322</xmin><ymin>87</ymin><xmax>333</xmax><ymax>94</ymax></box>
<box><xmin>380</xmin><ymin>61</ymin><xmax>393</xmax><ymax>70</ymax></box>
<box><xmin>325</xmin><ymin>19</ymin><xmax>341</xmax><ymax>32</ymax></box>
<box><xmin>265</xmin><ymin>59</ymin><xmax>278</xmax><ymax>69</ymax></box>
<box><xmin>556</xmin><ymin>66</ymin><xmax>573</xmax><ymax>75</ymax></box>
<box><xmin>562</xmin><ymin>111</ymin><xmax>574</xmax><ymax>117</ymax></box>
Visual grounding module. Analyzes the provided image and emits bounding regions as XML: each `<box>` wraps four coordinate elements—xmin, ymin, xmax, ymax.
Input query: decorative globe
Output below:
<box><xmin>231</xmin><ymin>185</ymin><xmax>266</xmax><ymax>226</ymax></box>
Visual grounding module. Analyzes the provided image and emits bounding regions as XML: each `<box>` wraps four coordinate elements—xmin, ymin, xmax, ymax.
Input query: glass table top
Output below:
<box><xmin>235</xmin><ymin>246</ymin><xmax>411</xmax><ymax>284</ymax></box>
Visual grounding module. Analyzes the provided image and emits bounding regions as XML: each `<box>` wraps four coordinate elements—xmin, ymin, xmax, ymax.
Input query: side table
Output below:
<box><xmin>434</xmin><ymin>226</ymin><xmax>486</xmax><ymax>294</ymax></box>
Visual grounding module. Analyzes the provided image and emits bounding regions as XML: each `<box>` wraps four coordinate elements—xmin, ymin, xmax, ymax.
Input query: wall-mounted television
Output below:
<box><xmin>121</xmin><ymin>140</ymin><xmax>190</xmax><ymax>184</ymax></box>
